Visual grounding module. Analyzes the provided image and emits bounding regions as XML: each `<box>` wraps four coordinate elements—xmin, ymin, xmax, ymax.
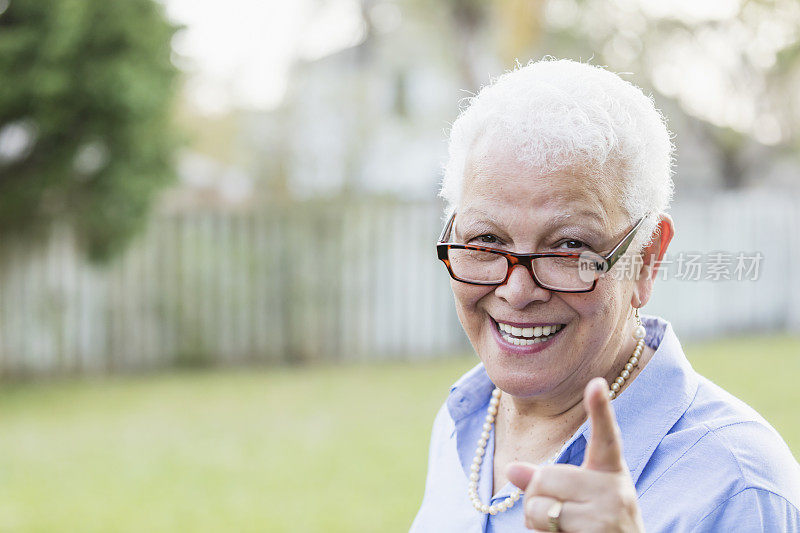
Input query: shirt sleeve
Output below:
<box><xmin>690</xmin><ymin>487</ymin><xmax>800</xmax><ymax>532</ymax></box>
<box><xmin>409</xmin><ymin>401</ymin><xmax>450</xmax><ymax>532</ymax></box>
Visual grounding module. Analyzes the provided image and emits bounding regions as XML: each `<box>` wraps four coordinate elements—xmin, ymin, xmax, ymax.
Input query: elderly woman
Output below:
<box><xmin>410</xmin><ymin>59</ymin><xmax>800</xmax><ymax>532</ymax></box>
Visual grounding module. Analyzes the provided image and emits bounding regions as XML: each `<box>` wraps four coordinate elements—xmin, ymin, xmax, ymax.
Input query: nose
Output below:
<box><xmin>494</xmin><ymin>264</ymin><xmax>552</xmax><ymax>309</ymax></box>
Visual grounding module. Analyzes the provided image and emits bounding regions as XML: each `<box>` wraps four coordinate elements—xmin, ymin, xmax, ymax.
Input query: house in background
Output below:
<box><xmin>244</xmin><ymin>31</ymin><xmax>796</xmax><ymax>205</ymax></box>
<box><xmin>167</xmin><ymin>0</ymin><xmax>800</xmax><ymax>207</ymax></box>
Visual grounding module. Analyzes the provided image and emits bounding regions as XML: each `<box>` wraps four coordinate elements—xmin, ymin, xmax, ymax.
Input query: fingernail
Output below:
<box><xmin>505</xmin><ymin>462</ymin><xmax>536</xmax><ymax>489</ymax></box>
<box><xmin>588</xmin><ymin>377</ymin><xmax>608</xmax><ymax>395</ymax></box>
<box><xmin>505</xmin><ymin>462</ymin><xmax>535</xmax><ymax>477</ymax></box>
<box><xmin>505</xmin><ymin>462</ymin><xmax>535</xmax><ymax>475</ymax></box>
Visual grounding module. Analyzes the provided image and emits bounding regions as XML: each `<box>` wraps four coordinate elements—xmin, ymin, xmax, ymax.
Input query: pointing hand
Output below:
<box><xmin>506</xmin><ymin>378</ymin><xmax>645</xmax><ymax>532</ymax></box>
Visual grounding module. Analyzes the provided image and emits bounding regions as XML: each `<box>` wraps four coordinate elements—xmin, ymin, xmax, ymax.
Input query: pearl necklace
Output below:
<box><xmin>468</xmin><ymin>318</ymin><xmax>647</xmax><ymax>515</ymax></box>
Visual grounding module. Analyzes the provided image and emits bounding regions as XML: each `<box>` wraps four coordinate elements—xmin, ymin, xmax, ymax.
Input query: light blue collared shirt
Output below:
<box><xmin>410</xmin><ymin>315</ymin><xmax>800</xmax><ymax>532</ymax></box>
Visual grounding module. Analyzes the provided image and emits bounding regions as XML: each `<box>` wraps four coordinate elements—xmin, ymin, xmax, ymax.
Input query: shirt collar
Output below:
<box><xmin>446</xmin><ymin>360</ymin><xmax>497</xmax><ymax>422</ymax></box>
<box><xmin>445</xmin><ymin>315</ymin><xmax>700</xmax><ymax>484</ymax></box>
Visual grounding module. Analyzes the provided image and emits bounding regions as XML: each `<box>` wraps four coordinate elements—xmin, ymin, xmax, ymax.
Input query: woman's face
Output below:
<box><xmin>452</xmin><ymin>136</ymin><xmax>640</xmax><ymax>401</ymax></box>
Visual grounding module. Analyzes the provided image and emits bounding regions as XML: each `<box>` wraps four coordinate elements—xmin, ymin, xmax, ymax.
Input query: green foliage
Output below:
<box><xmin>530</xmin><ymin>0</ymin><xmax>800</xmax><ymax>185</ymax></box>
<box><xmin>0</xmin><ymin>0</ymin><xmax>179</xmax><ymax>261</ymax></box>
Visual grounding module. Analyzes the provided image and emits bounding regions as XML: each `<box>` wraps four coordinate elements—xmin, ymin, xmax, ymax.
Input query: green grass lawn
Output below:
<box><xmin>1</xmin><ymin>336</ymin><xmax>798</xmax><ymax>532</ymax></box>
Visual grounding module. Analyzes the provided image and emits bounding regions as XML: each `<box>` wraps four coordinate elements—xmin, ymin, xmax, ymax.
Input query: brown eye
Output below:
<box><xmin>477</xmin><ymin>234</ymin><xmax>499</xmax><ymax>244</ymax></box>
<box><xmin>561</xmin><ymin>239</ymin><xmax>587</xmax><ymax>249</ymax></box>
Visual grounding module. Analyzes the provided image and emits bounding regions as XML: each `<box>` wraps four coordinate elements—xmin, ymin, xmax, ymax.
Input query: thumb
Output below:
<box><xmin>582</xmin><ymin>377</ymin><xmax>626</xmax><ymax>472</ymax></box>
<box><xmin>505</xmin><ymin>462</ymin><xmax>536</xmax><ymax>491</ymax></box>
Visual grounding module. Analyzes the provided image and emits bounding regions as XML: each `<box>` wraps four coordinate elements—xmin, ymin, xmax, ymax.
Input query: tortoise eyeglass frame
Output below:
<box><xmin>435</xmin><ymin>211</ymin><xmax>648</xmax><ymax>293</ymax></box>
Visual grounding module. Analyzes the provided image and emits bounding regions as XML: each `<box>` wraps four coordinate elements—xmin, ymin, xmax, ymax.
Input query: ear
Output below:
<box><xmin>631</xmin><ymin>213</ymin><xmax>674</xmax><ymax>308</ymax></box>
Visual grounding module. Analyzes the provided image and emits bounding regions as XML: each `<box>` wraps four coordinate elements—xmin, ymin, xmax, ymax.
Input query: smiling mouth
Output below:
<box><xmin>493</xmin><ymin>320</ymin><xmax>565</xmax><ymax>346</ymax></box>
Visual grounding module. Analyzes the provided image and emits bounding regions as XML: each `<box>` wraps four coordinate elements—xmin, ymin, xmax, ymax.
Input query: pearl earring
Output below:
<box><xmin>632</xmin><ymin>307</ymin><xmax>646</xmax><ymax>341</ymax></box>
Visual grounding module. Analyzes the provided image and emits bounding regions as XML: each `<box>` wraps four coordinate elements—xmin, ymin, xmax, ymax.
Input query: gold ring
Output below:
<box><xmin>547</xmin><ymin>499</ymin><xmax>563</xmax><ymax>532</ymax></box>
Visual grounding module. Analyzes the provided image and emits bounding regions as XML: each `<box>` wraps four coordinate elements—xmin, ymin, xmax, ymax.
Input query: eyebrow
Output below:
<box><xmin>547</xmin><ymin>210</ymin><xmax>606</xmax><ymax>227</ymax></box>
<box><xmin>459</xmin><ymin>207</ymin><xmax>606</xmax><ymax>231</ymax></box>
<box><xmin>459</xmin><ymin>207</ymin><xmax>502</xmax><ymax>225</ymax></box>
<box><xmin>454</xmin><ymin>207</ymin><xmax>610</xmax><ymax>247</ymax></box>
<box><xmin>452</xmin><ymin>213</ymin><xmax>501</xmax><ymax>242</ymax></box>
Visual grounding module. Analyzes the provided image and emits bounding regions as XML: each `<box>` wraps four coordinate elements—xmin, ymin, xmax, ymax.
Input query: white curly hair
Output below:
<box><xmin>440</xmin><ymin>58</ymin><xmax>674</xmax><ymax>254</ymax></box>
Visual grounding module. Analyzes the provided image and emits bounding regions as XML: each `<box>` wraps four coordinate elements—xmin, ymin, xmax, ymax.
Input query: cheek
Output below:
<box><xmin>450</xmin><ymin>280</ymin><xmax>493</xmax><ymax>323</ymax></box>
<box><xmin>565</xmin><ymin>279</ymin><xmax>630</xmax><ymax>322</ymax></box>
<box><xmin>559</xmin><ymin>283</ymin><xmax>629</xmax><ymax>361</ymax></box>
<box><xmin>451</xmin><ymin>279</ymin><xmax>487</xmax><ymax>305</ymax></box>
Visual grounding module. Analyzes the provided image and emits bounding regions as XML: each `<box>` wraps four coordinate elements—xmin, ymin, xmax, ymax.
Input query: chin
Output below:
<box><xmin>488</xmin><ymin>366</ymin><xmax>556</xmax><ymax>398</ymax></box>
<box><xmin>474</xmin><ymin>316</ymin><xmax>570</xmax><ymax>391</ymax></box>
<box><xmin>478</xmin><ymin>344</ymin><xmax>565</xmax><ymax>398</ymax></box>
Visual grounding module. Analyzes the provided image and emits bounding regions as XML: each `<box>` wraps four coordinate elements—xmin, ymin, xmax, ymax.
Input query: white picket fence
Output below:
<box><xmin>0</xmin><ymin>192</ymin><xmax>798</xmax><ymax>378</ymax></box>
<box><xmin>647</xmin><ymin>190</ymin><xmax>800</xmax><ymax>337</ymax></box>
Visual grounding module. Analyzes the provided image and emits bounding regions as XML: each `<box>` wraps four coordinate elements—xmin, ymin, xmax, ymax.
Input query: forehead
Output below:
<box><xmin>460</xmin><ymin>133</ymin><xmax>626</xmax><ymax>231</ymax></box>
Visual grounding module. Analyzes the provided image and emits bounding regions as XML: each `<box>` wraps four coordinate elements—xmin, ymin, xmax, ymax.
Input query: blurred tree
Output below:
<box><xmin>0</xmin><ymin>0</ymin><xmax>179</xmax><ymax>261</ymax></box>
<box><xmin>532</xmin><ymin>0</ymin><xmax>800</xmax><ymax>188</ymax></box>
<box><xmin>446</xmin><ymin>0</ymin><xmax>488</xmax><ymax>88</ymax></box>
<box><xmin>493</xmin><ymin>0</ymin><xmax>545</xmax><ymax>65</ymax></box>
<box><xmin>402</xmin><ymin>0</ymin><xmax>492</xmax><ymax>89</ymax></box>
<box><xmin>406</xmin><ymin>0</ymin><xmax>800</xmax><ymax>188</ymax></box>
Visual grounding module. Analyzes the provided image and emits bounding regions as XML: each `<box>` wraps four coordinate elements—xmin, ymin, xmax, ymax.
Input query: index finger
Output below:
<box><xmin>581</xmin><ymin>377</ymin><xmax>625</xmax><ymax>472</ymax></box>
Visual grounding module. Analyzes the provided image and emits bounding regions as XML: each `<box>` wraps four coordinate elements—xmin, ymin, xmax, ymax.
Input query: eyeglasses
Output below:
<box><xmin>436</xmin><ymin>211</ymin><xmax>647</xmax><ymax>293</ymax></box>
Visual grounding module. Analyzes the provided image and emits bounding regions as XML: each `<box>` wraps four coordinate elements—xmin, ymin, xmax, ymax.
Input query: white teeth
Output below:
<box><xmin>503</xmin><ymin>334</ymin><xmax>538</xmax><ymax>346</ymax></box>
<box><xmin>497</xmin><ymin>321</ymin><xmax>564</xmax><ymax>344</ymax></box>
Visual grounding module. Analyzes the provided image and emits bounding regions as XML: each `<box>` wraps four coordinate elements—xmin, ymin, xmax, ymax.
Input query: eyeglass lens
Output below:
<box><xmin>447</xmin><ymin>248</ymin><xmax>602</xmax><ymax>290</ymax></box>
